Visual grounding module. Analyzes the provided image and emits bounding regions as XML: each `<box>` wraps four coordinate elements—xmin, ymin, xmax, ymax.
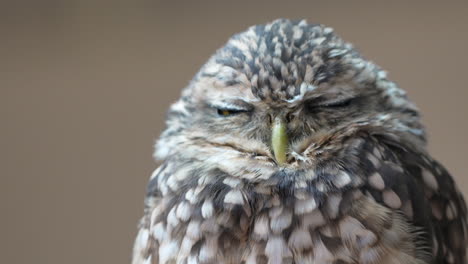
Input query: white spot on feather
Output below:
<box><xmin>333</xmin><ymin>171</ymin><xmax>351</xmax><ymax>188</ymax></box>
<box><xmin>294</xmin><ymin>196</ymin><xmax>317</xmax><ymax>215</ymax></box>
<box><xmin>201</xmin><ymin>199</ymin><xmax>214</xmax><ymax>219</ymax></box>
<box><xmin>288</xmin><ymin>228</ymin><xmax>313</xmax><ymax>250</ymax></box>
<box><xmin>368</xmin><ymin>172</ymin><xmax>385</xmax><ymax>190</ymax></box>
<box><xmin>166</xmin><ymin>175</ymin><xmax>179</xmax><ymax>192</ymax></box>
<box><xmin>186</xmin><ymin>220</ymin><xmax>201</xmax><ymax>240</ymax></box>
<box><xmin>383</xmin><ymin>190</ymin><xmax>402</xmax><ymax>209</ymax></box>
<box><xmin>253</xmin><ymin>213</ymin><xmax>270</xmax><ymax>239</ymax></box>
<box><xmin>159</xmin><ymin>240</ymin><xmax>179</xmax><ymax>264</ymax></box>
<box><xmin>224</xmin><ymin>189</ymin><xmax>244</xmax><ymax>205</ymax></box>
<box><xmin>422</xmin><ymin>168</ymin><xmax>439</xmax><ymax>190</ymax></box>
<box><xmin>150</xmin><ymin>166</ymin><xmax>162</xmax><ymax>180</ymax></box>
<box><xmin>323</xmin><ymin>27</ymin><xmax>334</xmax><ymax>34</ymax></box>
<box><xmin>135</xmin><ymin>228</ymin><xmax>149</xmax><ymax>249</ymax></box>
<box><xmin>185</xmin><ymin>188</ymin><xmax>198</xmax><ymax>204</ymax></box>
<box><xmin>222</xmin><ymin>177</ymin><xmax>241</xmax><ymax>188</ymax></box>
<box><xmin>292</xmin><ymin>27</ymin><xmax>303</xmax><ymax>39</ymax></box>
<box><xmin>265</xmin><ymin>236</ymin><xmax>292</xmax><ymax>264</ymax></box>
<box><xmin>173</xmin><ymin>166</ymin><xmax>191</xmax><ymax>181</ymax></box>
<box><xmin>167</xmin><ymin>207</ymin><xmax>179</xmax><ymax>227</ymax></box>
<box><xmin>286</xmin><ymin>82</ymin><xmax>316</xmax><ymax>103</ymax></box>
<box><xmin>312</xmin><ymin>37</ymin><xmax>326</xmax><ymax>45</ymax></box>
<box><xmin>367</xmin><ymin>153</ymin><xmax>381</xmax><ymax>168</ymax></box>
<box><xmin>270</xmin><ymin>209</ymin><xmax>292</xmax><ymax>233</ymax></box>
<box><xmin>176</xmin><ymin>202</ymin><xmax>192</xmax><ymax>222</ymax></box>
<box><xmin>152</xmin><ymin>222</ymin><xmax>166</xmax><ymax>242</ymax></box>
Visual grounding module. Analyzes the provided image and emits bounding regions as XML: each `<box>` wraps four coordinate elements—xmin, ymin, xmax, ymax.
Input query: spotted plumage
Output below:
<box><xmin>132</xmin><ymin>19</ymin><xmax>467</xmax><ymax>264</ymax></box>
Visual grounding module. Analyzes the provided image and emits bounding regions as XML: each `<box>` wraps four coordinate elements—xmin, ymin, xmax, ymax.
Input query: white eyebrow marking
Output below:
<box><xmin>285</xmin><ymin>83</ymin><xmax>317</xmax><ymax>103</ymax></box>
<box><xmin>209</xmin><ymin>99</ymin><xmax>254</xmax><ymax>111</ymax></box>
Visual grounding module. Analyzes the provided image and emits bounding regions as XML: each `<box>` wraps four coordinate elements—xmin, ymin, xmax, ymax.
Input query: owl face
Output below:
<box><xmin>156</xmin><ymin>19</ymin><xmax>424</xmax><ymax>173</ymax></box>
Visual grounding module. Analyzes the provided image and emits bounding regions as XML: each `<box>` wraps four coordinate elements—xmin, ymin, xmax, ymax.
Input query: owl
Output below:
<box><xmin>132</xmin><ymin>19</ymin><xmax>467</xmax><ymax>264</ymax></box>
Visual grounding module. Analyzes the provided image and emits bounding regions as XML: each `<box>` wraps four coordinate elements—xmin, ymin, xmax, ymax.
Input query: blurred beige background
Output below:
<box><xmin>1</xmin><ymin>1</ymin><xmax>467</xmax><ymax>263</ymax></box>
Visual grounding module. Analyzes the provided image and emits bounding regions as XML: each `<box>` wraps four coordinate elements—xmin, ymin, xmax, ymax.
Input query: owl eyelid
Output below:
<box><xmin>309</xmin><ymin>96</ymin><xmax>356</xmax><ymax>108</ymax></box>
<box><xmin>210</xmin><ymin>103</ymin><xmax>252</xmax><ymax>117</ymax></box>
<box><xmin>209</xmin><ymin>101</ymin><xmax>254</xmax><ymax>114</ymax></box>
<box><xmin>320</xmin><ymin>98</ymin><xmax>353</xmax><ymax>107</ymax></box>
<box><xmin>213</xmin><ymin>105</ymin><xmax>251</xmax><ymax>112</ymax></box>
<box><xmin>216</xmin><ymin>107</ymin><xmax>250</xmax><ymax>117</ymax></box>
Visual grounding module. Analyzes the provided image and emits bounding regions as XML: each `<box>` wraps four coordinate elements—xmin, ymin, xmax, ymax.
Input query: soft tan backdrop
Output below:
<box><xmin>2</xmin><ymin>1</ymin><xmax>467</xmax><ymax>263</ymax></box>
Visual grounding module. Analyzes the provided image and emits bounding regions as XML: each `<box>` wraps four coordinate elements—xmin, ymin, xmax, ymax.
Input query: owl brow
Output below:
<box><xmin>207</xmin><ymin>99</ymin><xmax>254</xmax><ymax>111</ymax></box>
<box><xmin>302</xmin><ymin>94</ymin><xmax>348</xmax><ymax>105</ymax></box>
<box><xmin>301</xmin><ymin>88</ymin><xmax>362</xmax><ymax>103</ymax></box>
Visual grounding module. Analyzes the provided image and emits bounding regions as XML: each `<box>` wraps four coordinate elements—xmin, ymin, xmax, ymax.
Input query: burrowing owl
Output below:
<box><xmin>132</xmin><ymin>19</ymin><xmax>467</xmax><ymax>264</ymax></box>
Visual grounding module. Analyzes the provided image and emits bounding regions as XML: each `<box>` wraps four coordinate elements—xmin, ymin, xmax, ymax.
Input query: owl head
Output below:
<box><xmin>154</xmin><ymin>19</ymin><xmax>425</xmax><ymax>177</ymax></box>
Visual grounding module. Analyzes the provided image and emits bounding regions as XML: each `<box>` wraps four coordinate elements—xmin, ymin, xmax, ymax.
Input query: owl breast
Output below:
<box><xmin>132</xmin><ymin>135</ymin><xmax>455</xmax><ymax>264</ymax></box>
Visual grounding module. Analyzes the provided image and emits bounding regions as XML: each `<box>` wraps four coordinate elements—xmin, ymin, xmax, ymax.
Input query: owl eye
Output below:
<box><xmin>217</xmin><ymin>108</ymin><xmax>247</xmax><ymax>116</ymax></box>
<box><xmin>319</xmin><ymin>98</ymin><xmax>353</xmax><ymax>108</ymax></box>
<box><xmin>307</xmin><ymin>97</ymin><xmax>354</xmax><ymax>110</ymax></box>
<box><xmin>211</xmin><ymin>100</ymin><xmax>253</xmax><ymax>117</ymax></box>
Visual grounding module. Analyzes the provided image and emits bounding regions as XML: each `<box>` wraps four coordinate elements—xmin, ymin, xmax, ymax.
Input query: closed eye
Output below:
<box><xmin>305</xmin><ymin>97</ymin><xmax>355</xmax><ymax>112</ymax></box>
<box><xmin>210</xmin><ymin>100</ymin><xmax>253</xmax><ymax>117</ymax></box>
<box><xmin>217</xmin><ymin>108</ymin><xmax>249</xmax><ymax>116</ymax></box>
<box><xmin>317</xmin><ymin>98</ymin><xmax>353</xmax><ymax>108</ymax></box>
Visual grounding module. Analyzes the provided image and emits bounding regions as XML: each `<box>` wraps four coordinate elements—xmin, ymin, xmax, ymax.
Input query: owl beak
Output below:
<box><xmin>271</xmin><ymin>116</ymin><xmax>288</xmax><ymax>165</ymax></box>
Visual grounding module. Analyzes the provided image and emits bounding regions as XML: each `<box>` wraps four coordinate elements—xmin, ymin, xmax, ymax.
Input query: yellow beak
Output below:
<box><xmin>271</xmin><ymin>116</ymin><xmax>288</xmax><ymax>165</ymax></box>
